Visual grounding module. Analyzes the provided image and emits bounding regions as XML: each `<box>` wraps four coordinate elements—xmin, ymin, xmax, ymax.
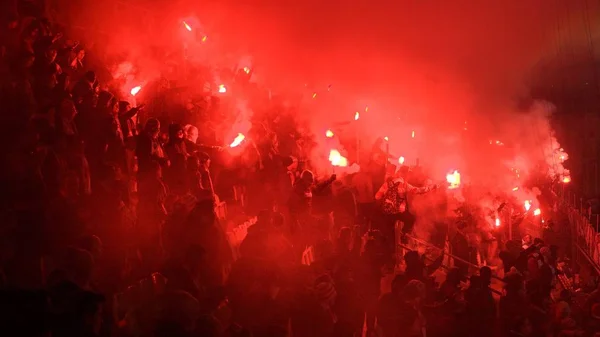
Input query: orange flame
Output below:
<box><xmin>183</xmin><ymin>21</ymin><xmax>192</xmax><ymax>31</ymax></box>
<box><xmin>201</xmin><ymin>35</ymin><xmax>208</xmax><ymax>42</ymax></box>
<box><xmin>354</xmin><ymin>111</ymin><xmax>360</xmax><ymax>121</ymax></box>
<box><xmin>563</xmin><ymin>176</ymin><xmax>571</xmax><ymax>183</ymax></box>
<box><xmin>524</xmin><ymin>200</ymin><xmax>531</xmax><ymax>211</ymax></box>
<box><xmin>130</xmin><ymin>86</ymin><xmax>142</xmax><ymax>96</ymax></box>
<box><xmin>229</xmin><ymin>133</ymin><xmax>245</xmax><ymax>147</ymax></box>
<box><xmin>312</xmin><ymin>92</ymin><xmax>317</xmax><ymax>99</ymax></box>
<box><xmin>329</xmin><ymin>149</ymin><xmax>348</xmax><ymax>167</ymax></box>
<box><xmin>218</xmin><ymin>84</ymin><xmax>227</xmax><ymax>93</ymax></box>
<box><xmin>533</xmin><ymin>208</ymin><xmax>541</xmax><ymax>216</ymax></box>
<box><xmin>495</xmin><ymin>218</ymin><xmax>501</xmax><ymax>227</ymax></box>
<box><xmin>325</xmin><ymin>130</ymin><xmax>334</xmax><ymax>138</ymax></box>
<box><xmin>446</xmin><ymin>170</ymin><xmax>461</xmax><ymax>189</ymax></box>
<box><xmin>398</xmin><ymin>156</ymin><xmax>405</xmax><ymax>165</ymax></box>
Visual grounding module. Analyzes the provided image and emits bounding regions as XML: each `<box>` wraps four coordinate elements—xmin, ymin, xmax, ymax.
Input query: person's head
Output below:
<box><xmin>257</xmin><ymin>209</ymin><xmax>274</xmax><ymax>226</ymax></box>
<box><xmin>184</xmin><ymin>124</ymin><xmax>199</xmax><ymax>143</ymax></box>
<box><xmin>314</xmin><ymin>275</ymin><xmax>337</xmax><ymax>308</ymax></box>
<box><xmin>398</xmin><ymin>165</ymin><xmax>410</xmax><ymax>178</ymax></box>
<box><xmin>79</xmin><ymin>235</ymin><xmax>103</xmax><ymax>260</ymax></box>
<box><xmin>402</xmin><ymin>279</ymin><xmax>426</xmax><ymax>305</ymax></box>
<box><xmin>523</xmin><ymin>234</ymin><xmax>532</xmax><ymax>245</ymax></box>
<box><xmin>169</xmin><ymin>123</ymin><xmax>184</xmax><ymax>142</ymax></box>
<box><xmin>84</xmin><ymin>70</ymin><xmax>96</xmax><ymax>84</ymax></box>
<box><xmin>144</xmin><ymin>118</ymin><xmax>161</xmax><ymax>138</ymax></box>
<box><xmin>337</xmin><ymin>227</ymin><xmax>352</xmax><ymax>250</ymax></box>
<box><xmin>480</xmin><ymin>266</ymin><xmax>492</xmax><ymax>287</ymax></box>
<box><xmin>45</xmin><ymin>48</ymin><xmax>57</xmax><ymax>63</ymax></box>
<box><xmin>300</xmin><ymin>170</ymin><xmax>314</xmax><ymax>185</ymax></box>
<box><xmin>282</xmin><ymin>156</ymin><xmax>298</xmax><ymax>172</ymax></box>
<box><xmin>118</xmin><ymin>101</ymin><xmax>131</xmax><ymax>114</ymax></box>
<box><xmin>63</xmin><ymin>247</ymin><xmax>95</xmax><ymax>288</ymax></box>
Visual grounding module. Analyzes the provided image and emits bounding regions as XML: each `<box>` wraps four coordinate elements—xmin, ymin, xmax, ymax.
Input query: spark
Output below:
<box><xmin>325</xmin><ymin>130</ymin><xmax>334</xmax><ymax>138</ymax></box>
<box><xmin>183</xmin><ymin>21</ymin><xmax>192</xmax><ymax>31</ymax></box>
<box><xmin>218</xmin><ymin>84</ymin><xmax>227</xmax><ymax>93</ymax></box>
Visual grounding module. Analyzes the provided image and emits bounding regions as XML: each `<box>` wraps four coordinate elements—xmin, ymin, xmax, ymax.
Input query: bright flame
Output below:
<box><xmin>524</xmin><ymin>200</ymin><xmax>531</xmax><ymax>211</ymax></box>
<box><xmin>243</xmin><ymin>67</ymin><xmax>251</xmax><ymax>74</ymax></box>
<box><xmin>411</xmin><ymin>130</ymin><xmax>415</xmax><ymax>138</ymax></box>
<box><xmin>533</xmin><ymin>208</ymin><xmax>541</xmax><ymax>216</ymax></box>
<box><xmin>399</xmin><ymin>156</ymin><xmax>405</xmax><ymax>165</ymax></box>
<box><xmin>495</xmin><ymin>218</ymin><xmax>501</xmax><ymax>227</ymax></box>
<box><xmin>446</xmin><ymin>170</ymin><xmax>461</xmax><ymax>189</ymax></box>
<box><xmin>355</xmin><ymin>111</ymin><xmax>360</xmax><ymax>121</ymax></box>
<box><xmin>183</xmin><ymin>21</ymin><xmax>192</xmax><ymax>31</ymax></box>
<box><xmin>201</xmin><ymin>36</ymin><xmax>208</xmax><ymax>42</ymax></box>
<box><xmin>130</xmin><ymin>86</ymin><xmax>142</xmax><ymax>96</ymax></box>
<box><xmin>325</xmin><ymin>130</ymin><xmax>334</xmax><ymax>138</ymax></box>
<box><xmin>563</xmin><ymin>176</ymin><xmax>571</xmax><ymax>183</ymax></box>
<box><xmin>229</xmin><ymin>133</ymin><xmax>245</xmax><ymax>148</ymax></box>
<box><xmin>312</xmin><ymin>92</ymin><xmax>317</xmax><ymax>99</ymax></box>
<box><xmin>384</xmin><ymin>136</ymin><xmax>389</xmax><ymax>142</ymax></box>
<box><xmin>329</xmin><ymin>149</ymin><xmax>348</xmax><ymax>167</ymax></box>
<box><xmin>365</xmin><ymin>106</ymin><xmax>369</xmax><ymax>112</ymax></box>
<box><xmin>512</xmin><ymin>187</ymin><xmax>519</xmax><ymax>191</ymax></box>
<box><xmin>218</xmin><ymin>84</ymin><xmax>227</xmax><ymax>93</ymax></box>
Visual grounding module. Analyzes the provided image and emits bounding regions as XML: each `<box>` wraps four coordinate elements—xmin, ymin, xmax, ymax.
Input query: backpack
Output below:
<box><xmin>381</xmin><ymin>180</ymin><xmax>403</xmax><ymax>214</ymax></box>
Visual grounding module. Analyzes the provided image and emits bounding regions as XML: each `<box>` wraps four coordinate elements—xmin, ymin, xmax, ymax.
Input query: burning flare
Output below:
<box><xmin>130</xmin><ymin>86</ymin><xmax>142</xmax><ymax>96</ymax></box>
<box><xmin>383</xmin><ymin>136</ymin><xmax>389</xmax><ymax>142</ymax></box>
<box><xmin>243</xmin><ymin>67</ymin><xmax>251</xmax><ymax>74</ymax></box>
<box><xmin>563</xmin><ymin>176</ymin><xmax>571</xmax><ymax>183</ymax></box>
<box><xmin>398</xmin><ymin>156</ymin><xmax>405</xmax><ymax>165</ymax></box>
<box><xmin>229</xmin><ymin>133</ymin><xmax>245</xmax><ymax>148</ymax></box>
<box><xmin>218</xmin><ymin>84</ymin><xmax>227</xmax><ymax>93</ymax></box>
<box><xmin>325</xmin><ymin>130</ymin><xmax>334</xmax><ymax>138</ymax></box>
<box><xmin>183</xmin><ymin>21</ymin><xmax>192</xmax><ymax>31</ymax></box>
<box><xmin>446</xmin><ymin>170</ymin><xmax>461</xmax><ymax>189</ymax></box>
<box><xmin>495</xmin><ymin>218</ymin><xmax>501</xmax><ymax>227</ymax></box>
<box><xmin>512</xmin><ymin>187</ymin><xmax>519</xmax><ymax>191</ymax></box>
<box><xmin>411</xmin><ymin>130</ymin><xmax>415</xmax><ymax>138</ymax></box>
<box><xmin>524</xmin><ymin>200</ymin><xmax>531</xmax><ymax>212</ymax></box>
<box><xmin>201</xmin><ymin>36</ymin><xmax>208</xmax><ymax>42</ymax></box>
<box><xmin>533</xmin><ymin>208</ymin><xmax>541</xmax><ymax>216</ymax></box>
<box><xmin>355</xmin><ymin>112</ymin><xmax>360</xmax><ymax>121</ymax></box>
<box><xmin>329</xmin><ymin>149</ymin><xmax>348</xmax><ymax>167</ymax></box>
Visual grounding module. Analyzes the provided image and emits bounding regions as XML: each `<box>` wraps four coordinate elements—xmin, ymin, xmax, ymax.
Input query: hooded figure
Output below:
<box><xmin>136</xmin><ymin>118</ymin><xmax>167</xmax><ymax>175</ymax></box>
<box><xmin>164</xmin><ymin>123</ymin><xmax>189</xmax><ymax>194</ymax></box>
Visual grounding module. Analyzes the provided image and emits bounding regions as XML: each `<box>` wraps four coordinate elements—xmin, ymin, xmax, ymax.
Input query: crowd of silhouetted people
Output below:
<box><xmin>2</xmin><ymin>7</ymin><xmax>600</xmax><ymax>337</ymax></box>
